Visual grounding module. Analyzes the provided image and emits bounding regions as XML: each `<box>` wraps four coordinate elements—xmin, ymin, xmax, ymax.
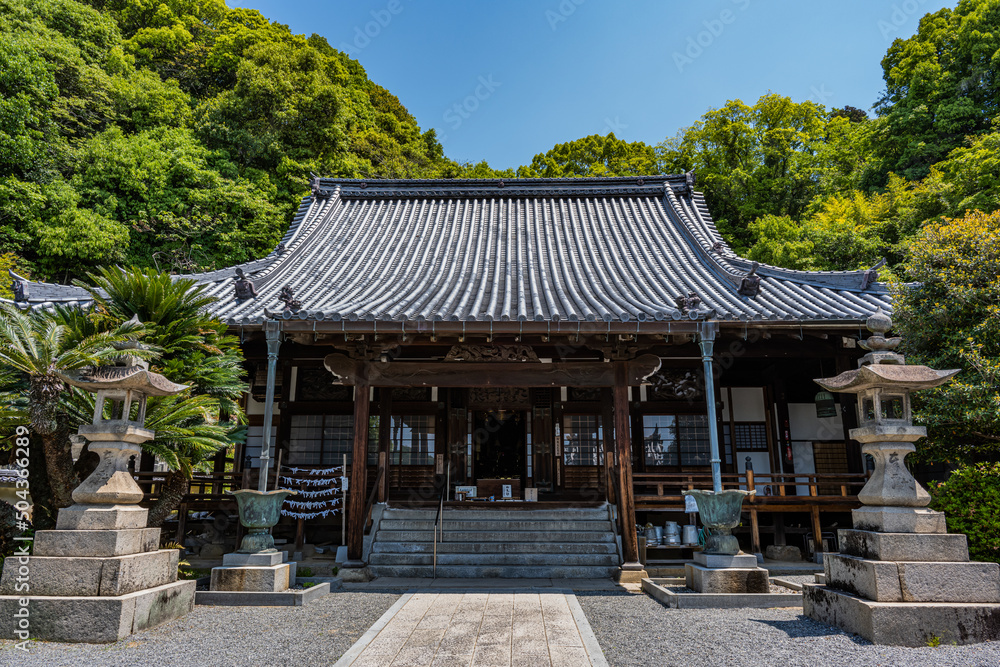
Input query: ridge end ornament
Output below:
<box><xmin>861</xmin><ymin>257</ymin><xmax>887</xmax><ymax>290</ymax></box>
<box><xmin>234</xmin><ymin>268</ymin><xmax>257</xmax><ymax>300</ymax></box>
<box><xmin>737</xmin><ymin>262</ymin><xmax>761</xmax><ymax>298</ymax></box>
<box><xmin>9</xmin><ymin>270</ymin><xmax>28</xmax><ymax>302</ymax></box>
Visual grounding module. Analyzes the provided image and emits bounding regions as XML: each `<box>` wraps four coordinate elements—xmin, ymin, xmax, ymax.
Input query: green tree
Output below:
<box><xmin>893</xmin><ymin>210</ymin><xmax>1000</xmax><ymax>464</ymax></box>
<box><xmin>0</xmin><ymin>303</ymin><xmax>150</xmax><ymax>509</ymax></box>
<box><xmin>77</xmin><ymin>267</ymin><xmax>246</xmax><ymax>526</ymax></box>
<box><xmin>517</xmin><ymin>134</ymin><xmax>661</xmax><ymax>178</ymax></box>
<box><xmin>746</xmin><ymin>215</ymin><xmax>815</xmax><ymax>270</ymax></box>
<box><xmin>658</xmin><ymin>94</ymin><xmax>828</xmax><ymax>251</ymax></box>
<box><xmin>929</xmin><ymin>462</ymin><xmax>1000</xmax><ymax>562</ymax></box>
<box><xmin>875</xmin><ymin>0</ymin><xmax>1000</xmax><ymax>181</ymax></box>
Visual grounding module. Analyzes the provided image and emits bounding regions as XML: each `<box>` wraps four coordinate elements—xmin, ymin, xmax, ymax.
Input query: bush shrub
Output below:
<box><xmin>928</xmin><ymin>462</ymin><xmax>1000</xmax><ymax>563</ymax></box>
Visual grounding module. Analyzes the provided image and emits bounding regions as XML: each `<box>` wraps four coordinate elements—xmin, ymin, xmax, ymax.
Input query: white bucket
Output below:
<box><xmin>664</xmin><ymin>521</ymin><xmax>681</xmax><ymax>545</ymax></box>
<box><xmin>682</xmin><ymin>524</ymin><xmax>699</xmax><ymax>545</ymax></box>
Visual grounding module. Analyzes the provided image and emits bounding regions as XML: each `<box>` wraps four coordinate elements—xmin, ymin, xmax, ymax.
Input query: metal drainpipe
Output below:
<box><xmin>698</xmin><ymin>321</ymin><xmax>722</xmax><ymax>493</ymax></box>
<box><xmin>258</xmin><ymin>319</ymin><xmax>282</xmax><ymax>492</ymax></box>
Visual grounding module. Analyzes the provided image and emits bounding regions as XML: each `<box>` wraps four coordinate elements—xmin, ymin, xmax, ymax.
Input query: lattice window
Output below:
<box><xmin>389</xmin><ymin>414</ymin><xmax>435</xmax><ymax>466</ymax></box>
<box><xmin>562</xmin><ymin>415</ymin><xmax>603</xmax><ymax>466</ymax></box>
<box><xmin>642</xmin><ymin>414</ymin><xmax>710</xmax><ymax>466</ymax></box>
<box><xmin>288</xmin><ymin>415</ymin><xmax>378</xmax><ymax>466</ymax></box>
<box><xmin>733</xmin><ymin>422</ymin><xmax>768</xmax><ymax>451</ymax></box>
<box><xmin>678</xmin><ymin>415</ymin><xmax>710</xmax><ymax>465</ymax></box>
<box><xmin>643</xmin><ymin>415</ymin><xmax>678</xmax><ymax>466</ymax></box>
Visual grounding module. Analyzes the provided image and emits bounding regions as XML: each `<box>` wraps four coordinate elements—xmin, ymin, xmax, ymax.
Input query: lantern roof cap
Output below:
<box><xmin>814</xmin><ymin>364</ymin><xmax>959</xmax><ymax>394</ymax></box>
<box><xmin>59</xmin><ymin>366</ymin><xmax>188</xmax><ymax>396</ymax></box>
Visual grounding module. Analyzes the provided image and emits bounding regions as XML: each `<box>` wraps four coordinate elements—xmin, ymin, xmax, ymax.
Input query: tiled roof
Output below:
<box><xmin>7</xmin><ymin>176</ymin><xmax>891</xmax><ymax>327</ymax></box>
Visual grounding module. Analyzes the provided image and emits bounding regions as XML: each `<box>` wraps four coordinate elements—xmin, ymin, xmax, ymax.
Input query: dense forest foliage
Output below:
<box><xmin>2</xmin><ymin>0</ymin><xmax>998</xmax><ymax>285</ymax></box>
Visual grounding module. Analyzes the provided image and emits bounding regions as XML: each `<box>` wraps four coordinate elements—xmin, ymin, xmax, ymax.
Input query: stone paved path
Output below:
<box><xmin>335</xmin><ymin>590</ymin><xmax>608</xmax><ymax>666</ymax></box>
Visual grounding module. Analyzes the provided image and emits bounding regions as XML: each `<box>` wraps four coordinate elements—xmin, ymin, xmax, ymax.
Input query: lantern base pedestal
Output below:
<box><xmin>0</xmin><ymin>580</ymin><xmax>196</xmax><ymax>644</ymax></box>
<box><xmin>56</xmin><ymin>504</ymin><xmax>148</xmax><ymax>531</ymax></box>
<box><xmin>852</xmin><ymin>506</ymin><xmax>946</xmax><ymax>534</ymax></box>
<box><xmin>803</xmin><ymin>584</ymin><xmax>1000</xmax><ymax>646</ymax></box>
<box><xmin>0</xmin><ymin>513</ymin><xmax>194</xmax><ymax>643</ymax></box>
<box><xmin>804</xmin><ymin>521</ymin><xmax>1000</xmax><ymax>645</ymax></box>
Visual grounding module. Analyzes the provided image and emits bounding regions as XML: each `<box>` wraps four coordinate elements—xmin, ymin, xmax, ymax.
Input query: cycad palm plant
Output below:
<box><xmin>75</xmin><ymin>267</ymin><xmax>247</xmax><ymax>526</ymax></box>
<box><xmin>0</xmin><ymin>303</ymin><xmax>150</xmax><ymax>508</ymax></box>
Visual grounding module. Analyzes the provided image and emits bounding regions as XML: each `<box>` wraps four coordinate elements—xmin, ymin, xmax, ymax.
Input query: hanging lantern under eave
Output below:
<box><xmin>814</xmin><ymin>390</ymin><xmax>837</xmax><ymax>418</ymax></box>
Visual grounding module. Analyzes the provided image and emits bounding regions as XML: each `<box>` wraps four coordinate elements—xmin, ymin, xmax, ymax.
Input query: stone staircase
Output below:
<box><xmin>368</xmin><ymin>505</ymin><xmax>621</xmax><ymax>578</ymax></box>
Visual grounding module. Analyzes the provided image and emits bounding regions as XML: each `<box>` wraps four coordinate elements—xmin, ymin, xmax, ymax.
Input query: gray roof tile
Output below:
<box><xmin>8</xmin><ymin>176</ymin><xmax>891</xmax><ymax>326</ymax></box>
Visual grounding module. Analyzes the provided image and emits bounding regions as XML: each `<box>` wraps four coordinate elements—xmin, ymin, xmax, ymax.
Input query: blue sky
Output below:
<box><xmin>233</xmin><ymin>0</ymin><xmax>953</xmax><ymax>171</ymax></box>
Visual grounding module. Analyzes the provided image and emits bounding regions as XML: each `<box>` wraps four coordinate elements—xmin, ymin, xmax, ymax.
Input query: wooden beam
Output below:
<box><xmin>324</xmin><ymin>354</ymin><xmax>662</xmax><ymax>388</ymax></box>
<box><xmin>614</xmin><ymin>361</ymin><xmax>642</xmax><ymax>572</ymax></box>
<box><xmin>346</xmin><ymin>371</ymin><xmax>370</xmax><ymax>564</ymax></box>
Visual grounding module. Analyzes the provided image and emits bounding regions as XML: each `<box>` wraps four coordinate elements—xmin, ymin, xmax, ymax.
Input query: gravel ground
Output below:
<box><xmin>577</xmin><ymin>590</ymin><xmax>1000</xmax><ymax>667</ymax></box>
<box><xmin>0</xmin><ymin>591</ymin><xmax>399</xmax><ymax>667</ymax></box>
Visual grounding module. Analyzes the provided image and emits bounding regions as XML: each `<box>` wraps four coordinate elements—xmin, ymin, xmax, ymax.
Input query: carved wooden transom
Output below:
<box><xmin>444</xmin><ymin>344</ymin><xmax>539</xmax><ymax>362</ymax></box>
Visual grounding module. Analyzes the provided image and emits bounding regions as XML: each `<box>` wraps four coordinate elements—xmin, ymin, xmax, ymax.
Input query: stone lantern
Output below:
<box><xmin>56</xmin><ymin>343</ymin><xmax>189</xmax><ymax>529</ymax></box>
<box><xmin>803</xmin><ymin>308</ymin><xmax>1000</xmax><ymax>646</ymax></box>
<box><xmin>0</xmin><ymin>342</ymin><xmax>198</xmax><ymax>643</ymax></box>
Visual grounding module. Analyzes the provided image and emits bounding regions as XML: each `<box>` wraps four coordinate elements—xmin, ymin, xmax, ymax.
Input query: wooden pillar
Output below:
<box><xmin>378</xmin><ymin>388</ymin><xmax>392</xmax><ymax>502</ymax></box>
<box><xmin>346</xmin><ymin>367</ymin><xmax>370</xmax><ymax>565</ymax></box>
<box><xmin>614</xmin><ymin>361</ymin><xmax>642</xmax><ymax>571</ymax></box>
<box><xmin>746</xmin><ymin>463</ymin><xmax>761</xmax><ymax>555</ymax></box>
<box><xmin>601</xmin><ymin>388</ymin><xmax>616</xmax><ymax>507</ymax></box>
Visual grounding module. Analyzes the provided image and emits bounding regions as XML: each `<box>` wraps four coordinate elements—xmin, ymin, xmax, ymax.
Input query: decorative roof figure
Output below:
<box><xmin>737</xmin><ymin>262</ymin><xmax>761</xmax><ymax>298</ymax></box>
<box><xmin>861</xmin><ymin>258</ymin><xmax>887</xmax><ymax>290</ymax></box>
<box><xmin>9</xmin><ymin>270</ymin><xmax>28</xmax><ymax>303</ymax></box>
<box><xmin>675</xmin><ymin>292</ymin><xmax>701</xmax><ymax>315</ymax></box>
<box><xmin>278</xmin><ymin>285</ymin><xmax>302</xmax><ymax>312</ymax></box>
<box><xmin>234</xmin><ymin>268</ymin><xmax>257</xmax><ymax>300</ymax></box>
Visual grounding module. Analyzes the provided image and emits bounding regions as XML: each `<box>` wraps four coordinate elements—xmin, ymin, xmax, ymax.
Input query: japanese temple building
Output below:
<box><xmin>12</xmin><ymin>175</ymin><xmax>891</xmax><ymax>575</ymax></box>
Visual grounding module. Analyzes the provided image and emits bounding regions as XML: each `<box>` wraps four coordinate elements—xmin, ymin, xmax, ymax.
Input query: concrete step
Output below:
<box><xmin>372</xmin><ymin>541</ymin><xmax>619</xmax><ymax>555</ymax></box>
<box><xmin>380</xmin><ymin>508</ymin><xmax>611</xmax><ymax>521</ymax></box>
<box><xmin>369</xmin><ymin>552</ymin><xmax>618</xmax><ymax>567</ymax></box>
<box><xmin>367</xmin><ymin>564</ymin><xmax>620</xmax><ymax>579</ymax></box>
<box><xmin>377</xmin><ymin>519</ymin><xmax>613</xmax><ymax>532</ymax></box>
<box><xmin>374</xmin><ymin>530</ymin><xmax>617</xmax><ymax>543</ymax></box>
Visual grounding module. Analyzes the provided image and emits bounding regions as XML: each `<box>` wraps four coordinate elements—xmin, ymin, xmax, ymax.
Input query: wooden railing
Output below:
<box><xmin>633</xmin><ymin>471</ymin><xmax>868</xmax><ymax>508</ymax></box>
<box><xmin>633</xmin><ymin>471</ymin><xmax>870</xmax><ymax>555</ymax></box>
<box><xmin>135</xmin><ymin>471</ymin><xmax>244</xmax><ymax>506</ymax></box>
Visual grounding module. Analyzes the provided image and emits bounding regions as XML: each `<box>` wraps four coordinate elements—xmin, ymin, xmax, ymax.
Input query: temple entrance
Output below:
<box><xmin>472</xmin><ymin>411</ymin><xmax>526</xmax><ymax>484</ymax></box>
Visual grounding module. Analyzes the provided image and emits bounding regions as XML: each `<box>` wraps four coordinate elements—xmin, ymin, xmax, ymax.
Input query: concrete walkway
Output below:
<box><xmin>335</xmin><ymin>590</ymin><xmax>609</xmax><ymax>666</ymax></box>
<box><xmin>344</xmin><ymin>577</ymin><xmax>622</xmax><ymax>591</ymax></box>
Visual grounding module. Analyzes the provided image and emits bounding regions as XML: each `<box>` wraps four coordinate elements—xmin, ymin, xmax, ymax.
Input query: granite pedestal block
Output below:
<box><xmin>685</xmin><ymin>563</ymin><xmax>770</xmax><ymax>594</ymax></box>
<box><xmin>222</xmin><ymin>550</ymin><xmax>288</xmax><ymax>567</ymax></box>
<box><xmin>0</xmin><ymin>549</ymin><xmax>179</xmax><ymax>597</ymax></box>
<box><xmin>803</xmin><ymin>583</ymin><xmax>1000</xmax><ymax>646</ymax></box>
<box><xmin>825</xmin><ymin>554</ymin><xmax>1000</xmax><ymax>603</ymax></box>
<box><xmin>852</xmin><ymin>506</ymin><xmax>946</xmax><ymax>534</ymax></box>
<box><xmin>838</xmin><ymin>529</ymin><xmax>969</xmax><ymax>562</ymax></box>
<box><xmin>693</xmin><ymin>552</ymin><xmax>758</xmax><ymax>568</ymax></box>
<box><xmin>33</xmin><ymin>528</ymin><xmax>160</xmax><ymax>558</ymax></box>
<box><xmin>56</xmin><ymin>504</ymin><xmax>148</xmax><ymax>530</ymax></box>
<box><xmin>0</xmin><ymin>580</ymin><xmax>195</xmax><ymax>644</ymax></box>
<box><xmin>210</xmin><ymin>563</ymin><xmax>294</xmax><ymax>592</ymax></box>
